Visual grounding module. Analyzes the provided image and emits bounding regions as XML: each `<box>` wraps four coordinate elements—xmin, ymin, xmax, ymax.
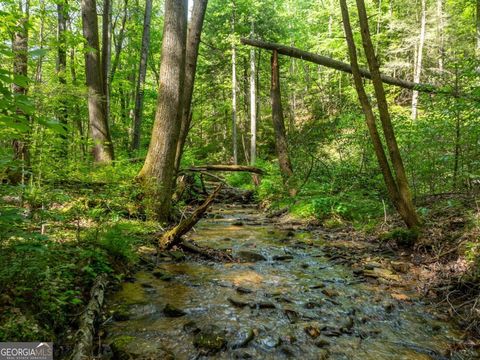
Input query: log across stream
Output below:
<box><xmin>99</xmin><ymin>204</ymin><xmax>478</xmax><ymax>359</ymax></box>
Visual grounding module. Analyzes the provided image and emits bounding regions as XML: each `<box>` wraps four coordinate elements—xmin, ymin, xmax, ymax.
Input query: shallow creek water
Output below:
<box><xmin>101</xmin><ymin>204</ymin><xmax>478</xmax><ymax>359</ymax></box>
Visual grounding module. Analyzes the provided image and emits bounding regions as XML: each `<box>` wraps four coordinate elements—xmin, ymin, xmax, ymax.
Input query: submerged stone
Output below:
<box><xmin>231</xmin><ymin>328</ymin><xmax>255</xmax><ymax>349</ymax></box>
<box><xmin>163</xmin><ymin>303</ymin><xmax>186</xmax><ymax>317</ymax></box>
<box><xmin>236</xmin><ymin>250</ymin><xmax>267</xmax><ymax>262</ymax></box>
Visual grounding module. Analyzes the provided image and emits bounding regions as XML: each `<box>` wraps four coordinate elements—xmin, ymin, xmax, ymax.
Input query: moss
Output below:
<box><xmin>381</xmin><ymin>227</ymin><xmax>419</xmax><ymax>247</ymax></box>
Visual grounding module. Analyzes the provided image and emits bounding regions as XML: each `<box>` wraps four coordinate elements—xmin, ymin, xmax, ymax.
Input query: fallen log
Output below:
<box><xmin>159</xmin><ymin>184</ymin><xmax>223</xmax><ymax>249</ymax></box>
<box><xmin>241</xmin><ymin>38</ymin><xmax>460</xmax><ymax>97</ymax></box>
<box><xmin>183</xmin><ymin>164</ymin><xmax>264</xmax><ymax>175</ymax></box>
<box><xmin>70</xmin><ymin>274</ymin><xmax>108</xmax><ymax>360</ymax></box>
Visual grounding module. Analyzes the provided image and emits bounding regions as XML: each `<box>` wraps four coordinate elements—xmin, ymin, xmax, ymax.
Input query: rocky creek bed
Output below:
<box><xmin>99</xmin><ymin>204</ymin><xmax>479</xmax><ymax>359</ymax></box>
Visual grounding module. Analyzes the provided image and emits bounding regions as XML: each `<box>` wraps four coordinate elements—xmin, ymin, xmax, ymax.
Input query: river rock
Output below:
<box><xmin>228</xmin><ymin>296</ymin><xmax>250</xmax><ymax>308</ymax></box>
<box><xmin>123</xmin><ymin>304</ymin><xmax>158</xmax><ymax>320</ymax></box>
<box><xmin>236</xmin><ymin>250</ymin><xmax>267</xmax><ymax>262</ymax></box>
<box><xmin>169</xmin><ymin>250</ymin><xmax>186</xmax><ymax>261</ymax></box>
<box><xmin>193</xmin><ymin>325</ymin><xmax>227</xmax><ymax>352</ymax></box>
<box><xmin>315</xmin><ymin>337</ymin><xmax>330</xmax><ymax>348</ymax></box>
<box><xmin>390</xmin><ymin>261</ymin><xmax>410</xmax><ymax>273</ymax></box>
<box><xmin>273</xmin><ymin>254</ymin><xmax>294</xmax><ymax>261</ymax></box>
<box><xmin>259</xmin><ymin>336</ymin><xmax>282</xmax><ymax>348</ymax></box>
<box><xmin>152</xmin><ymin>269</ymin><xmax>173</xmax><ymax>281</ymax></box>
<box><xmin>236</xmin><ymin>286</ymin><xmax>253</xmax><ymax>294</ymax></box>
<box><xmin>363</xmin><ymin>268</ymin><xmax>401</xmax><ymax>282</ymax></box>
<box><xmin>110</xmin><ymin>335</ymin><xmax>174</xmax><ymax>360</ymax></box>
<box><xmin>322</xmin><ymin>289</ymin><xmax>339</xmax><ymax>298</ymax></box>
<box><xmin>112</xmin><ymin>305</ymin><xmax>130</xmax><ymax>321</ymax></box>
<box><xmin>183</xmin><ymin>320</ymin><xmax>200</xmax><ymax>334</ymax></box>
<box><xmin>305</xmin><ymin>323</ymin><xmax>321</xmax><ymax>338</ymax></box>
<box><xmin>231</xmin><ymin>328</ymin><xmax>255</xmax><ymax>349</ymax></box>
<box><xmin>163</xmin><ymin>303</ymin><xmax>186</xmax><ymax>317</ymax></box>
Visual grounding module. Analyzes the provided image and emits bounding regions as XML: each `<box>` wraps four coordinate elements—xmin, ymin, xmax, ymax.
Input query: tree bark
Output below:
<box><xmin>355</xmin><ymin>0</ymin><xmax>420</xmax><ymax>229</ymax></box>
<box><xmin>270</xmin><ymin>50</ymin><xmax>295</xmax><ymax>193</ymax></box>
<box><xmin>137</xmin><ymin>0</ymin><xmax>188</xmax><ymax>222</ymax></box>
<box><xmin>159</xmin><ymin>185</ymin><xmax>222</xmax><ymax>249</ymax></box>
<box><xmin>57</xmin><ymin>0</ymin><xmax>68</xmax><ymax>138</ymax></box>
<box><xmin>477</xmin><ymin>0</ymin><xmax>480</xmax><ymax>55</ymax></box>
<box><xmin>249</xmin><ymin>23</ymin><xmax>257</xmax><ymax>165</ymax></box>
<box><xmin>240</xmin><ymin>38</ymin><xmax>457</xmax><ymax>96</ymax></box>
<box><xmin>101</xmin><ymin>0</ymin><xmax>112</xmax><ymax>122</ymax></box>
<box><xmin>231</xmin><ymin>3</ymin><xmax>238</xmax><ymax>165</ymax></box>
<box><xmin>81</xmin><ymin>0</ymin><xmax>114</xmax><ymax>164</ymax></box>
<box><xmin>174</xmin><ymin>0</ymin><xmax>209</xmax><ymax>170</ymax></box>
<box><xmin>131</xmin><ymin>0</ymin><xmax>153</xmax><ymax>151</ymax></box>
<box><xmin>110</xmin><ymin>0</ymin><xmax>128</xmax><ymax>84</ymax></box>
<box><xmin>340</xmin><ymin>0</ymin><xmax>402</xmax><ymax>225</ymax></box>
<box><xmin>411</xmin><ymin>0</ymin><xmax>426</xmax><ymax>120</ymax></box>
<box><xmin>10</xmin><ymin>0</ymin><xmax>30</xmax><ymax>185</ymax></box>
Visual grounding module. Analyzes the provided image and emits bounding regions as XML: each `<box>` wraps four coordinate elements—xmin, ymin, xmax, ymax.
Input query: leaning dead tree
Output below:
<box><xmin>159</xmin><ymin>184</ymin><xmax>223</xmax><ymax>249</ymax></box>
<box><xmin>240</xmin><ymin>38</ymin><xmax>462</xmax><ymax>97</ymax></box>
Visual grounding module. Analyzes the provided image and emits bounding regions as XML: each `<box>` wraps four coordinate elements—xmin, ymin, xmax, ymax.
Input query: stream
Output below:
<box><xmin>100</xmin><ymin>204</ymin><xmax>478</xmax><ymax>359</ymax></box>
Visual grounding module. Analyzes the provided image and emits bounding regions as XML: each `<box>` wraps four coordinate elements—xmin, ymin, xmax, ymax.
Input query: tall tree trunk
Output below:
<box><xmin>231</xmin><ymin>3</ymin><xmax>238</xmax><ymax>165</ymax></box>
<box><xmin>35</xmin><ymin>0</ymin><xmax>45</xmax><ymax>83</ymax></box>
<box><xmin>436</xmin><ymin>0</ymin><xmax>444</xmax><ymax>72</ymax></box>
<box><xmin>57</xmin><ymin>0</ymin><xmax>68</xmax><ymax>137</ymax></box>
<box><xmin>137</xmin><ymin>0</ymin><xmax>188</xmax><ymax>221</ymax></box>
<box><xmin>10</xmin><ymin>0</ymin><xmax>30</xmax><ymax>184</ymax></box>
<box><xmin>249</xmin><ymin>22</ymin><xmax>256</xmax><ymax>165</ymax></box>
<box><xmin>174</xmin><ymin>0</ymin><xmax>209</xmax><ymax>171</ymax></box>
<box><xmin>81</xmin><ymin>0</ymin><xmax>114</xmax><ymax>163</ymax></box>
<box><xmin>270</xmin><ymin>50</ymin><xmax>295</xmax><ymax>194</ymax></box>
<box><xmin>355</xmin><ymin>0</ymin><xmax>420</xmax><ymax>229</ymax></box>
<box><xmin>411</xmin><ymin>0</ymin><xmax>426</xmax><ymax>120</ymax></box>
<box><xmin>110</xmin><ymin>0</ymin><xmax>128</xmax><ymax>84</ymax></box>
<box><xmin>477</xmin><ymin>0</ymin><xmax>480</xmax><ymax>55</ymax></box>
<box><xmin>102</xmin><ymin>0</ymin><xmax>112</xmax><ymax>123</ymax></box>
<box><xmin>340</xmin><ymin>0</ymin><xmax>401</xmax><ymax>220</ymax></box>
<box><xmin>131</xmin><ymin>0</ymin><xmax>153</xmax><ymax>151</ymax></box>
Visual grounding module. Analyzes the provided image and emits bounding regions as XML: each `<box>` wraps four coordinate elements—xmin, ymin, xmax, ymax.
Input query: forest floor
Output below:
<box><xmin>0</xmin><ymin>181</ymin><xmax>479</xmax><ymax>357</ymax></box>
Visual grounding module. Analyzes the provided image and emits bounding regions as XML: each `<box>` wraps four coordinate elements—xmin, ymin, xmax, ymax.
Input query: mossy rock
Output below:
<box><xmin>381</xmin><ymin>228</ymin><xmax>419</xmax><ymax>247</ymax></box>
<box><xmin>193</xmin><ymin>325</ymin><xmax>226</xmax><ymax>352</ymax></box>
<box><xmin>110</xmin><ymin>335</ymin><xmax>174</xmax><ymax>360</ymax></box>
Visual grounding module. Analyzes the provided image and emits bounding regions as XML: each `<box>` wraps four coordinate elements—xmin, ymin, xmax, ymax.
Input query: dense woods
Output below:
<box><xmin>0</xmin><ymin>0</ymin><xmax>479</xmax><ymax>357</ymax></box>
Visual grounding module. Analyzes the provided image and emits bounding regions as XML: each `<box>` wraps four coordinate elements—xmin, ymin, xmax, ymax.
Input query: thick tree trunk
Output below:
<box><xmin>10</xmin><ymin>0</ymin><xmax>30</xmax><ymax>185</ymax></box>
<box><xmin>270</xmin><ymin>50</ymin><xmax>295</xmax><ymax>193</ymax></box>
<box><xmin>231</xmin><ymin>4</ymin><xmax>238</xmax><ymax>165</ymax></box>
<box><xmin>137</xmin><ymin>0</ymin><xmax>188</xmax><ymax>222</ymax></box>
<box><xmin>411</xmin><ymin>0</ymin><xmax>426</xmax><ymax>120</ymax></box>
<box><xmin>81</xmin><ymin>0</ymin><xmax>114</xmax><ymax>163</ymax></box>
<box><xmin>174</xmin><ymin>0</ymin><xmax>209</xmax><ymax>170</ymax></box>
<box><xmin>249</xmin><ymin>25</ymin><xmax>256</xmax><ymax>165</ymax></box>
<box><xmin>131</xmin><ymin>0</ymin><xmax>153</xmax><ymax>151</ymax></box>
<box><xmin>240</xmin><ymin>38</ymin><xmax>457</xmax><ymax>96</ymax></box>
<box><xmin>355</xmin><ymin>0</ymin><xmax>420</xmax><ymax>229</ymax></box>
